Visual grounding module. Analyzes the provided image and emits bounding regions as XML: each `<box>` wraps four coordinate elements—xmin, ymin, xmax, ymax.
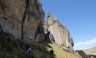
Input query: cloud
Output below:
<box><xmin>74</xmin><ymin>38</ymin><xmax>96</xmax><ymax>46</ymax></box>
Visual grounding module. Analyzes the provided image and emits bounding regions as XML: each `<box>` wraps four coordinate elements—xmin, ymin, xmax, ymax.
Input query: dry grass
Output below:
<box><xmin>46</xmin><ymin>43</ymin><xmax>79</xmax><ymax>58</ymax></box>
<box><xmin>0</xmin><ymin>28</ymin><xmax>79</xmax><ymax>58</ymax></box>
<box><xmin>83</xmin><ymin>47</ymin><xmax>96</xmax><ymax>55</ymax></box>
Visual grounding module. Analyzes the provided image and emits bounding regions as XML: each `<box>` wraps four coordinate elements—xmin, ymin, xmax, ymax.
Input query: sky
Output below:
<box><xmin>40</xmin><ymin>0</ymin><xmax>96</xmax><ymax>50</ymax></box>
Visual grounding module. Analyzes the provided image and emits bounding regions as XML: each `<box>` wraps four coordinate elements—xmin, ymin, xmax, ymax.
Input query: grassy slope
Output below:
<box><xmin>0</xmin><ymin>31</ymin><xmax>79</xmax><ymax>58</ymax></box>
<box><xmin>46</xmin><ymin>43</ymin><xmax>79</xmax><ymax>58</ymax></box>
<box><xmin>83</xmin><ymin>47</ymin><xmax>96</xmax><ymax>55</ymax></box>
<box><xmin>0</xmin><ymin>37</ymin><xmax>79</xmax><ymax>58</ymax></box>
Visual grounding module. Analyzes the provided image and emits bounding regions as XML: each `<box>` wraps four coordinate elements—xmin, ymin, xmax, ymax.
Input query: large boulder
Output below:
<box><xmin>75</xmin><ymin>50</ymin><xmax>88</xmax><ymax>58</ymax></box>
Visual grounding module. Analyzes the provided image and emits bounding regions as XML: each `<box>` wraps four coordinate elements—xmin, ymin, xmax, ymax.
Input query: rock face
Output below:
<box><xmin>43</xmin><ymin>21</ymin><xmax>48</xmax><ymax>34</ymax></box>
<box><xmin>87</xmin><ymin>54</ymin><xmax>96</xmax><ymax>58</ymax></box>
<box><xmin>75</xmin><ymin>50</ymin><xmax>88</xmax><ymax>58</ymax></box>
<box><xmin>0</xmin><ymin>0</ymin><xmax>45</xmax><ymax>42</ymax></box>
<box><xmin>46</xmin><ymin>13</ymin><xmax>74</xmax><ymax>53</ymax></box>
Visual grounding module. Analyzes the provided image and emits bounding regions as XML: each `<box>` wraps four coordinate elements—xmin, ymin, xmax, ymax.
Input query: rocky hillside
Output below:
<box><xmin>0</xmin><ymin>0</ymin><xmax>81</xmax><ymax>58</ymax></box>
<box><xmin>0</xmin><ymin>0</ymin><xmax>45</xmax><ymax>43</ymax></box>
<box><xmin>83</xmin><ymin>46</ymin><xmax>96</xmax><ymax>55</ymax></box>
<box><xmin>0</xmin><ymin>25</ymin><xmax>79</xmax><ymax>58</ymax></box>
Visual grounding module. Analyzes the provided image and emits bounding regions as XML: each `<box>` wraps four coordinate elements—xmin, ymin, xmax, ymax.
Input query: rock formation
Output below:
<box><xmin>0</xmin><ymin>0</ymin><xmax>45</xmax><ymax>42</ymax></box>
<box><xmin>45</xmin><ymin>13</ymin><xmax>74</xmax><ymax>53</ymax></box>
<box><xmin>87</xmin><ymin>54</ymin><xmax>96</xmax><ymax>58</ymax></box>
<box><xmin>75</xmin><ymin>50</ymin><xmax>88</xmax><ymax>58</ymax></box>
<box><xmin>43</xmin><ymin>21</ymin><xmax>48</xmax><ymax>34</ymax></box>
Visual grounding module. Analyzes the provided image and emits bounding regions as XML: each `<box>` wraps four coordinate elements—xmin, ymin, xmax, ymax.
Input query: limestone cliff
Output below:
<box><xmin>0</xmin><ymin>0</ymin><xmax>45</xmax><ymax>42</ymax></box>
<box><xmin>45</xmin><ymin>13</ymin><xmax>74</xmax><ymax>53</ymax></box>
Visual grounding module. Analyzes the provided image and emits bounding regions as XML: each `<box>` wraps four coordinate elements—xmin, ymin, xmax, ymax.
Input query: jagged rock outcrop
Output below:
<box><xmin>87</xmin><ymin>54</ymin><xmax>96</xmax><ymax>58</ymax></box>
<box><xmin>45</xmin><ymin>13</ymin><xmax>74</xmax><ymax>53</ymax></box>
<box><xmin>0</xmin><ymin>0</ymin><xmax>45</xmax><ymax>42</ymax></box>
<box><xmin>75</xmin><ymin>50</ymin><xmax>88</xmax><ymax>58</ymax></box>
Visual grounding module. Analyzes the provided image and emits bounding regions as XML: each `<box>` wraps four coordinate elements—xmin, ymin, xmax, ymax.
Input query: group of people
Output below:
<box><xmin>25</xmin><ymin>45</ymin><xmax>41</xmax><ymax>53</ymax></box>
<box><xmin>26</xmin><ymin>45</ymin><xmax>54</xmax><ymax>55</ymax></box>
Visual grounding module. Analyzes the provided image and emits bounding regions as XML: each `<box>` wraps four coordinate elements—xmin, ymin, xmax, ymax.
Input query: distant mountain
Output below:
<box><xmin>83</xmin><ymin>46</ymin><xmax>96</xmax><ymax>55</ymax></box>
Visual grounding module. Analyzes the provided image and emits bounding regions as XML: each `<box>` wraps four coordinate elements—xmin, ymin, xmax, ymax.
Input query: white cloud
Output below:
<box><xmin>74</xmin><ymin>38</ymin><xmax>96</xmax><ymax>47</ymax></box>
<box><xmin>74</xmin><ymin>38</ymin><xmax>96</xmax><ymax>50</ymax></box>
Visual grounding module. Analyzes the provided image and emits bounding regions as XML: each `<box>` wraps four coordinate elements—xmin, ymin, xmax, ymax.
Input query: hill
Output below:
<box><xmin>0</xmin><ymin>32</ymin><xmax>79</xmax><ymax>58</ymax></box>
<box><xmin>47</xmin><ymin>43</ymin><xmax>79</xmax><ymax>58</ymax></box>
<box><xmin>83</xmin><ymin>46</ymin><xmax>96</xmax><ymax>55</ymax></box>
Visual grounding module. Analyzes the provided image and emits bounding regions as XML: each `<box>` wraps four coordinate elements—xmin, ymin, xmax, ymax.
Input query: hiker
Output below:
<box><xmin>50</xmin><ymin>49</ymin><xmax>54</xmax><ymax>55</ymax></box>
<box><xmin>26</xmin><ymin>45</ymin><xmax>31</xmax><ymax>53</ymax></box>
